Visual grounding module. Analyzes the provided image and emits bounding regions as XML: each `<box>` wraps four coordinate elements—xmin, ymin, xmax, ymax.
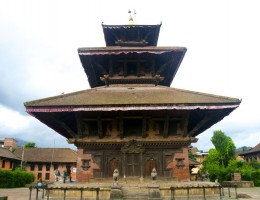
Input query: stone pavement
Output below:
<box><xmin>0</xmin><ymin>187</ymin><xmax>260</xmax><ymax>200</ymax></box>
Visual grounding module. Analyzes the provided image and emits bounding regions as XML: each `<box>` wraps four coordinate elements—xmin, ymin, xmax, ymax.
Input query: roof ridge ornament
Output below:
<box><xmin>128</xmin><ymin>9</ymin><xmax>136</xmax><ymax>25</ymax></box>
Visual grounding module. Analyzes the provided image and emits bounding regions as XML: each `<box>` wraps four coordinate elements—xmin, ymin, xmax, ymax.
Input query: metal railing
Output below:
<box><xmin>221</xmin><ymin>184</ymin><xmax>238</xmax><ymax>199</ymax></box>
<box><xmin>170</xmin><ymin>184</ymin><xmax>238</xmax><ymax>200</ymax></box>
<box><xmin>29</xmin><ymin>185</ymin><xmax>100</xmax><ymax>200</ymax></box>
<box><xmin>170</xmin><ymin>185</ymin><xmax>222</xmax><ymax>200</ymax></box>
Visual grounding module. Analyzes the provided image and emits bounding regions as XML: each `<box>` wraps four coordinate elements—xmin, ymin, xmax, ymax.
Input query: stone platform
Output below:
<box><xmin>222</xmin><ymin>181</ymin><xmax>254</xmax><ymax>188</ymax></box>
<box><xmin>46</xmin><ymin>178</ymin><xmax>222</xmax><ymax>200</ymax></box>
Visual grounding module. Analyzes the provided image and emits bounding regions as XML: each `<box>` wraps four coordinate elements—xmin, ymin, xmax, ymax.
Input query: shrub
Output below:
<box><xmin>251</xmin><ymin>170</ymin><xmax>260</xmax><ymax>187</ymax></box>
<box><xmin>0</xmin><ymin>170</ymin><xmax>35</xmax><ymax>188</ymax></box>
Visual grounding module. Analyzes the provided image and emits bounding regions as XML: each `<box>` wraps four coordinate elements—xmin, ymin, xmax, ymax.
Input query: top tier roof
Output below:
<box><xmin>102</xmin><ymin>24</ymin><xmax>161</xmax><ymax>47</ymax></box>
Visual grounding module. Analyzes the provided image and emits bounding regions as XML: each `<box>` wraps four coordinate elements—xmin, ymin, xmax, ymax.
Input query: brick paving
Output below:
<box><xmin>0</xmin><ymin>186</ymin><xmax>260</xmax><ymax>200</ymax></box>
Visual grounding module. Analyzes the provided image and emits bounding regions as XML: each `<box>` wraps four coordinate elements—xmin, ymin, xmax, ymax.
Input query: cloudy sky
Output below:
<box><xmin>0</xmin><ymin>0</ymin><xmax>259</xmax><ymax>151</ymax></box>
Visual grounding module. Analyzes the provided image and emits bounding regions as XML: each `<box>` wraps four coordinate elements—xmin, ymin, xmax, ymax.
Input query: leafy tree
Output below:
<box><xmin>202</xmin><ymin>148</ymin><xmax>223</xmax><ymax>181</ymax></box>
<box><xmin>211</xmin><ymin>130</ymin><xmax>236</xmax><ymax>167</ymax></box>
<box><xmin>24</xmin><ymin>142</ymin><xmax>37</xmax><ymax>148</ymax></box>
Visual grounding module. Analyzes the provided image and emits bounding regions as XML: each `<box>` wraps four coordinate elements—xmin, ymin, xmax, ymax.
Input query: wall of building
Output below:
<box><xmin>172</xmin><ymin>147</ymin><xmax>190</xmax><ymax>181</ymax></box>
<box><xmin>76</xmin><ymin>148</ymin><xmax>93</xmax><ymax>183</ymax></box>
<box><xmin>76</xmin><ymin>145</ymin><xmax>191</xmax><ymax>183</ymax></box>
<box><xmin>243</xmin><ymin>153</ymin><xmax>260</xmax><ymax>162</ymax></box>
<box><xmin>0</xmin><ymin>158</ymin><xmax>15</xmax><ymax>170</ymax></box>
<box><xmin>3</xmin><ymin>138</ymin><xmax>17</xmax><ymax>150</ymax></box>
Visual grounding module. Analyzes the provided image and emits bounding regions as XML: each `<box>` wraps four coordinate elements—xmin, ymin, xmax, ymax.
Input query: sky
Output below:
<box><xmin>0</xmin><ymin>0</ymin><xmax>259</xmax><ymax>151</ymax></box>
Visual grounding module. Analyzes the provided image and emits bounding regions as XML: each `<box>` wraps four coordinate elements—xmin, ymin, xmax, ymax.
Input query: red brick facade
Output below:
<box><xmin>24</xmin><ymin>162</ymin><xmax>76</xmax><ymax>182</ymax></box>
<box><xmin>172</xmin><ymin>147</ymin><xmax>190</xmax><ymax>181</ymax></box>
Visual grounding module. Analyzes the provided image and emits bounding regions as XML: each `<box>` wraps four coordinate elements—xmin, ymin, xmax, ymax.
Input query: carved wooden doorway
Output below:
<box><xmin>146</xmin><ymin>158</ymin><xmax>159</xmax><ymax>177</ymax></box>
<box><xmin>126</xmin><ymin>154</ymin><xmax>140</xmax><ymax>176</ymax></box>
<box><xmin>108</xmin><ymin>157</ymin><xmax>122</xmax><ymax>177</ymax></box>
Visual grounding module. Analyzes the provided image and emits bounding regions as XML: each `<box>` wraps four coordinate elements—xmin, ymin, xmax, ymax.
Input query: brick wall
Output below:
<box><xmin>172</xmin><ymin>147</ymin><xmax>190</xmax><ymax>181</ymax></box>
<box><xmin>4</xmin><ymin>138</ymin><xmax>17</xmax><ymax>150</ymax></box>
<box><xmin>25</xmin><ymin>163</ymin><xmax>76</xmax><ymax>182</ymax></box>
<box><xmin>0</xmin><ymin>159</ymin><xmax>15</xmax><ymax>170</ymax></box>
<box><xmin>76</xmin><ymin>148</ymin><xmax>93</xmax><ymax>183</ymax></box>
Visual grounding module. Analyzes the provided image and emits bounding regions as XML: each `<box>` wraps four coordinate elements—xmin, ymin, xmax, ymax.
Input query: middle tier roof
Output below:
<box><xmin>78</xmin><ymin>46</ymin><xmax>187</xmax><ymax>88</ymax></box>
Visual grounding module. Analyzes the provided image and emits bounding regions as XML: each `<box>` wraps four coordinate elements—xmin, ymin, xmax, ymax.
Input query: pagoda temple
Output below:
<box><xmin>24</xmin><ymin>20</ymin><xmax>241</xmax><ymax>183</ymax></box>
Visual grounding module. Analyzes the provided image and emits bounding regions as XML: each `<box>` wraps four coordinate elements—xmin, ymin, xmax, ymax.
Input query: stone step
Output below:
<box><xmin>123</xmin><ymin>193</ymin><xmax>148</xmax><ymax>200</ymax></box>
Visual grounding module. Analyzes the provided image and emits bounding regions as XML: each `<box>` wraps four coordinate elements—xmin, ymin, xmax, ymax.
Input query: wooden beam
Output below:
<box><xmin>49</xmin><ymin>113</ymin><xmax>77</xmax><ymax>138</ymax></box>
<box><xmin>94</xmin><ymin>62</ymin><xmax>108</xmax><ymax>75</ymax></box>
<box><xmin>116</xmin><ymin>59</ymin><xmax>148</xmax><ymax>63</ymax></box>
<box><xmin>187</xmin><ymin>112</ymin><xmax>212</xmax><ymax>136</ymax></box>
<box><xmin>156</xmin><ymin>61</ymin><xmax>170</xmax><ymax>74</ymax></box>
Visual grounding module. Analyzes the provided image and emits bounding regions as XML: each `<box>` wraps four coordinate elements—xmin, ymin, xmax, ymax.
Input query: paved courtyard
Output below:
<box><xmin>0</xmin><ymin>187</ymin><xmax>260</xmax><ymax>200</ymax></box>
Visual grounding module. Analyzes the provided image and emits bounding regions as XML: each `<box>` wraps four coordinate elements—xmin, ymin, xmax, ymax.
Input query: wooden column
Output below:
<box><xmin>123</xmin><ymin>61</ymin><xmax>127</xmax><ymax>77</ymax></box>
<box><xmin>97</xmin><ymin>115</ymin><xmax>103</xmax><ymax>138</ymax></box>
<box><xmin>119</xmin><ymin>112</ymin><xmax>124</xmax><ymax>138</ymax></box>
<box><xmin>109</xmin><ymin>57</ymin><xmax>113</xmax><ymax>76</ymax></box>
<box><xmin>151</xmin><ymin>59</ymin><xmax>155</xmax><ymax>76</ymax></box>
<box><xmin>163</xmin><ymin>113</ymin><xmax>169</xmax><ymax>138</ymax></box>
<box><xmin>75</xmin><ymin>113</ymin><xmax>82</xmax><ymax>138</ymax></box>
<box><xmin>142</xmin><ymin>117</ymin><xmax>147</xmax><ymax>138</ymax></box>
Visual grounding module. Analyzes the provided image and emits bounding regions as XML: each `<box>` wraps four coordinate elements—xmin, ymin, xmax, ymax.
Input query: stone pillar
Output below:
<box><xmin>148</xmin><ymin>184</ymin><xmax>162</xmax><ymax>200</ymax></box>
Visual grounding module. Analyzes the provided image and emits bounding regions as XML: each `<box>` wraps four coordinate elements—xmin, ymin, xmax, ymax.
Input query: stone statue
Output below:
<box><xmin>151</xmin><ymin>168</ymin><xmax>157</xmax><ymax>184</ymax></box>
<box><xmin>113</xmin><ymin>168</ymin><xmax>119</xmax><ymax>181</ymax></box>
<box><xmin>112</xmin><ymin>169</ymin><xmax>119</xmax><ymax>187</ymax></box>
<box><xmin>54</xmin><ymin>169</ymin><xmax>60</xmax><ymax>182</ymax></box>
<box><xmin>196</xmin><ymin>170</ymin><xmax>210</xmax><ymax>181</ymax></box>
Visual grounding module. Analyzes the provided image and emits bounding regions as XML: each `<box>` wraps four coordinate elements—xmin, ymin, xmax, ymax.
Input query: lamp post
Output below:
<box><xmin>20</xmin><ymin>145</ymin><xmax>24</xmax><ymax>170</ymax></box>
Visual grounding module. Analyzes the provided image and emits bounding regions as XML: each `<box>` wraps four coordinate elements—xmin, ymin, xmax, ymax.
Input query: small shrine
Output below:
<box><xmin>24</xmin><ymin>16</ymin><xmax>241</xmax><ymax>183</ymax></box>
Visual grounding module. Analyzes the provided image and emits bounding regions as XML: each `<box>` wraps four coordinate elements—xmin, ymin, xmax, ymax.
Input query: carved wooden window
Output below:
<box><xmin>168</xmin><ymin>120</ymin><xmax>177</xmax><ymax>136</ymax></box>
<box><xmin>124</xmin><ymin>119</ymin><xmax>142</xmax><ymax>136</ymax></box>
<box><xmin>154</xmin><ymin>120</ymin><xmax>164</xmax><ymax>135</ymax></box>
<box><xmin>176</xmin><ymin>158</ymin><xmax>185</xmax><ymax>169</ymax></box>
<box><xmin>83</xmin><ymin>122</ymin><xmax>98</xmax><ymax>137</ymax></box>
<box><xmin>82</xmin><ymin>159</ymin><xmax>91</xmax><ymax>171</ymax></box>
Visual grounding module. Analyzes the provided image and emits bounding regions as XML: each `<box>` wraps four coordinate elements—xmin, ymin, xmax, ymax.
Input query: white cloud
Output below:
<box><xmin>0</xmin><ymin>105</ymin><xmax>31</xmax><ymax>131</ymax></box>
<box><xmin>0</xmin><ymin>0</ymin><xmax>259</xmax><ymax>150</ymax></box>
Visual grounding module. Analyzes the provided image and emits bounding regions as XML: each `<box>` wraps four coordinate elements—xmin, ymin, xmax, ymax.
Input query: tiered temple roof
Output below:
<box><xmin>24</xmin><ymin>23</ymin><xmax>241</xmax><ymax>142</ymax></box>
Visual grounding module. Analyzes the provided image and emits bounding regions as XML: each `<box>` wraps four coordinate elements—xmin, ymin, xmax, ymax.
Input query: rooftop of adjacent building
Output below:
<box><xmin>14</xmin><ymin>148</ymin><xmax>77</xmax><ymax>163</ymax></box>
<box><xmin>239</xmin><ymin>143</ymin><xmax>260</xmax><ymax>155</ymax></box>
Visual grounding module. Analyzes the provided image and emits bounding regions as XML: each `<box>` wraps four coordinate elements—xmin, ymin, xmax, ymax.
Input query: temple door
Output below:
<box><xmin>146</xmin><ymin>159</ymin><xmax>158</xmax><ymax>177</ymax></box>
<box><xmin>108</xmin><ymin>158</ymin><xmax>122</xmax><ymax>177</ymax></box>
<box><xmin>126</xmin><ymin>154</ymin><xmax>140</xmax><ymax>176</ymax></box>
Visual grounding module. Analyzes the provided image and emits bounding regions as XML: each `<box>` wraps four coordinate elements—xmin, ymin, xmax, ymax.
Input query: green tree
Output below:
<box><xmin>203</xmin><ymin>148</ymin><xmax>222</xmax><ymax>181</ymax></box>
<box><xmin>211</xmin><ymin>130</ymin><xmax>236</xmax><ymax>167</ymax></box>
<box><xmin>24</xmin><ymin>142</ymin><xmax>37</xmax><ymax>148</ymax></box>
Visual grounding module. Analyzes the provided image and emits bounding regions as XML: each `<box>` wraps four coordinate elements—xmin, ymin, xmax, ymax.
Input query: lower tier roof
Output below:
<box><xmin>24</xmin><ymin>85</ymin><xmax>241</xmax><ymax>139</ymax></box>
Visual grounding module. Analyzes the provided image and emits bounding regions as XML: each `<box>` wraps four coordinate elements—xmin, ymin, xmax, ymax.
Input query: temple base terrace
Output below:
<box><xmin>33</xmin><ymin>178</ymin><xmax>226</xmax><ymax>200</ymax></box>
